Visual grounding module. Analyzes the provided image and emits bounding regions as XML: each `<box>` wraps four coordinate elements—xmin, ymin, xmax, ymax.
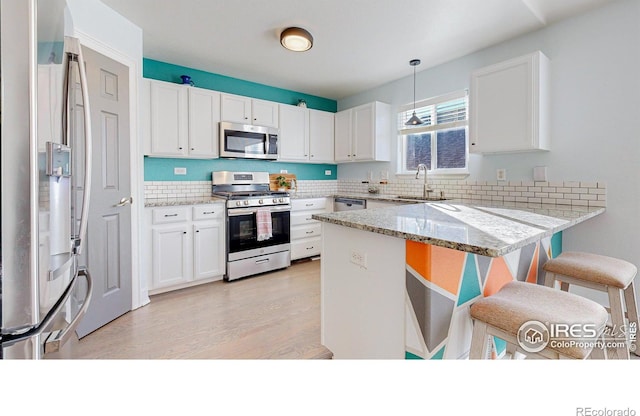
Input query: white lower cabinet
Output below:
<box><xmin>290</xmin><ymin>197</ymin><xmax>331</xmax><ymax>260</ymax></box>
<box><xmin>146</xmin><ymin>204</ymin><xmax>225</xmax><ymax>294</ymax></box>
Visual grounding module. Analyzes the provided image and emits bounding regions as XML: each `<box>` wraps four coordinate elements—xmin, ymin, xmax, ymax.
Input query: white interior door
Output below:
<box><xmin>75</xmin><ymin>46</ymin><xmax>132</xmax><ymax>338</ymax></box>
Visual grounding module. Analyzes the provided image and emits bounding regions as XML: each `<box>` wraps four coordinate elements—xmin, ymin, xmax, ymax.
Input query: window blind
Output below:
<box><xmin>398</xmin><ymin>90</ymin><xmax>468</xmax><ymax>135</ymax></box>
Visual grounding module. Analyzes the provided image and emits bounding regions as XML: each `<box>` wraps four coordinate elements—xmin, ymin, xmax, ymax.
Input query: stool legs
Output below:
<box><xmin>469</xmin><ymin>320</ymin><xmax>490</xmax><ymax>359</ymax></box>
<box><xmin>545</xmin><ymin>271</ymin><xmax>638</xmax><ymax>359</ymax></box>
<box><xmin>608</xmin><ymin>286</ymin><xmax>630</xmax><ymax>359</ymax></box>
<box><xmin>623</xmin><ymin>281</ymin><xmax>639</xmax><ymax>355</ymax></box>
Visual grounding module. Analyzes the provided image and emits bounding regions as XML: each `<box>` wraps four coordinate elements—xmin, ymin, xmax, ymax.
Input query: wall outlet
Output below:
<box><xmin>280</xmin><ymin>169</ymin><xmax>288</xmax><ymax>174</ymax></box>
<box><xmin>496</xmin><ymin>168</ymin><xmax>506</xmax><ymax>181</ymax></box>
<box><xmin>349</xmin><ymin>249</ymin><xmax>367</xmax><ymax>269</ymax></box>
<box><xmin>533</xmin><ymin>166</ymin><xmax>547</xmax><ymax>181</ymax></box>
<box><xmin>325</xmin><ymin>170</ymin><xmax>332</xmax><ymax>176</ymax></box>
<box><xmin>174</xmin><ymin>167</ymin><xmax>187</xmax><ymax>175</ymax></box>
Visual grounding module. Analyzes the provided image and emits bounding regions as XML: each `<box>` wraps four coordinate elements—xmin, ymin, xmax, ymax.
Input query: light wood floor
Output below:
<box><xmin>49</xmin><ymin>259</ymin><xmax>332</xmax><ymax>359</ymax></box>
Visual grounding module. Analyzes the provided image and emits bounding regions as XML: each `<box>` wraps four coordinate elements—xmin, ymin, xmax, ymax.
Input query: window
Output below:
<box><xmin>398</xmin><ymin>90</ymin><xmax>468</xmax><ymax>175</ymax></box>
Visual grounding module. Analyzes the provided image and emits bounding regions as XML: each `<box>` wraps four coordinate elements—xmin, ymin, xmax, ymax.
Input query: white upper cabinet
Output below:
<box><xmin>470</xmin><ymin>51</ymin><xmax>550</xmax><ymax>154</ymax></box>
<box><xmin>334</xmin><ymin>109</ymin><xmax>352</xmax><ymax>163</ymax></box>
<box><xmin>278</xmin><ymin>104</ymin><xmax>309</xmax><ymax>161</ymax></box>
<box><xmin>188</xmin><ymin>87</ymin><xmax>221</xmax><ymax>157</ymax></box>
<box><xmin>221</xmin><ymin>93</ymin><xmax>279</xmax><ymax>128</ymax></box>
<box><xmin>145</xmin><ymin>79</ymin><xmax>220</xmax><ymax>158</ymax></box>
<box><xmin>252</xmin><ymin>98</ymin><xmax>279</xmax><ymax>127</ymax></box>
<box><xmin>308</xmin><ymin>109</ymin><xmax>335</xmax><ymax>163</ymax></box>
<box><xmin>278</xmin><ymin>105</ymin><xmax>334</xmax><ymax>163</ymax></box>
<box><xmin>334</xmin><ymin>101</ymin><xmax>390</xmax><ymax>163</ymax></box>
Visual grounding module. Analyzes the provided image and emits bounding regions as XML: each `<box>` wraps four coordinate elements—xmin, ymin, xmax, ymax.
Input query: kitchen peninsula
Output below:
<box><xmin>312</xmin><ymin>200</ymin><xmax>604</xmax><ymax>359</ymax></box>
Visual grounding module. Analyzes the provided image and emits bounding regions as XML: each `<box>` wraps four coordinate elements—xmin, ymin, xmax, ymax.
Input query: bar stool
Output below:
<box><xmin>469</xmin><ymin>281</ymin><xmax>608</xmax><ymax>359</ymax></box>
<box><xmin>543</xmin><ymin>251</ymin><xmax>639</xmax><ymax>359</ymax></box>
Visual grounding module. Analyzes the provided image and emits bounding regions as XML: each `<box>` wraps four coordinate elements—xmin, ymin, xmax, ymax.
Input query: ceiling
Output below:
<box><xmin>101</xmin><ymin>0</ymin><xmax>617</xmax><ymax>100</ymax></box>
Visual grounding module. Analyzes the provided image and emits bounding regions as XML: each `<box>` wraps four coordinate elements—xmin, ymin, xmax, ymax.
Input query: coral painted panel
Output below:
<box><xmin>483</xmin><ymin>257</ymin><xmax>514</xmax><ymax>297</ymax></box>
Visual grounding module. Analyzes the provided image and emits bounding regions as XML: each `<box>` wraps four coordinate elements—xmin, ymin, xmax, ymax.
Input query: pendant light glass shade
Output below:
<box><xmin>405</xmin><ymin>59</ymin><xmax>423</xmax><ymax>126</ymax></box>
<box><xmin>280</xmin><ymin>27</ymin><xmax>313</xmax><ymax>52</ymax></box>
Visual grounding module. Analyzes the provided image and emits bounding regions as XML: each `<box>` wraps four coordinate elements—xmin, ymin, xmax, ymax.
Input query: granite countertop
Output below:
<box><xmin>312</xmin><ymin>200</ymin><xmax>605</xmax><ymax>257</ymax></box>
<box><xmin>144</xmin><ymin>196</ymin><xmax>225</xmax><ymax>207</ymax></box>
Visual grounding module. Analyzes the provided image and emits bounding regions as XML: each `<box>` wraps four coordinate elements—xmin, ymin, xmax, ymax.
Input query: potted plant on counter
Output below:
<box><xmin>275</xmin><ymin>175</ymin><xmax>288</xmax><ymax>191</ymax></box>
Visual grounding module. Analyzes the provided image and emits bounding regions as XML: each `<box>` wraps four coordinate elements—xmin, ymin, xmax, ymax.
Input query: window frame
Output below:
<box><xmin>397</xmin><ymin>90</ymin><xmax>469</xmax><ymax>177</ymax></box>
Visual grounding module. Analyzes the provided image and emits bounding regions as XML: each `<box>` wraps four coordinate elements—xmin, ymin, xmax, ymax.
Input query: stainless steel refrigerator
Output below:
<box><xmin>1</xmin><ymin>0</ymin><xmax>93</xmax><ymax>358</ymax></box>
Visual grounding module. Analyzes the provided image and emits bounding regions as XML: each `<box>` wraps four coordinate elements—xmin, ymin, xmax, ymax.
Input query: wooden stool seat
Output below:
<box><xmin>543</xmin><ymin>251</ymin><xmax>639</xmax><ymax>359</ymax></box>
<box><xmin>470</xmin><ymin>281</ymin><xmax>608</xmax><ymax>359</ymax></box>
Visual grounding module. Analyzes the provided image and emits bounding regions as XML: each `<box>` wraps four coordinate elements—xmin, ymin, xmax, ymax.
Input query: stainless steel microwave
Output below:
<box><xmin>219</xmin><ymin>121</ymin><xmax>279</xmax><ymax>160</ymax></box>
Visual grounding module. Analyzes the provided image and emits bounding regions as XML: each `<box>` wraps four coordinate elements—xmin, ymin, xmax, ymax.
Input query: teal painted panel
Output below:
<box><xmin>143</xmin><ymin>58</ymin><xmax>337</xmax><ymax>112</ymax></box>
<box><xmin>457</xmin><ymin>254</ymin><xmax>482</xmax><ymax>306</ymax></box>
<box><xmin>144</xmin><ymin>157</ymin><xmax>337</xmax><ymax>181</ymax></box>
<box><xmin>405</xmin><ymin>351</ymin><xmax>423</xmax><ymax>360</ymax></box>
<box><xmin>551</xmin><ymin>231</ymin><xmax>563</xmax><ymax>258</ymax></box>
<box><xmin>430</xmin><ymin>345</ymin><xmax>446</xmax><ymax>360</ymax></box>
<box><xmin>494</xmin><ymin>337</ymin><xmax>507</xmax><ymax>357</ymax></box>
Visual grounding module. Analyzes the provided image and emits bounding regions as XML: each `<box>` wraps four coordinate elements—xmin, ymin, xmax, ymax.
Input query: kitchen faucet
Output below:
<box><xmin>415</xmin><ymin>163</ymin><xmax>433</xmax><ymax>199</ymax></box>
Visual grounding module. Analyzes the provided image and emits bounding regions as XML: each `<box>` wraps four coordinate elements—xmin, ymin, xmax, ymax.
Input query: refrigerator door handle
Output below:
<box><xmin>44</xmin><ymin>267</ymin><xmax>93</xmax><ymax>354</ymax></box>
<box><xmin>69</xmin><ymin>38</ymin><xmax>93</xmax><ymax>256</ymax></box>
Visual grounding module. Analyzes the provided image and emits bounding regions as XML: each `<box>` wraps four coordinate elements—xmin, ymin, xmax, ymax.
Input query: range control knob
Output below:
<box><xmin>235</xmin><ymin>201</ymin><xmax>242</xmax><ymax>207</ymax></box>
<box><xmin>279</xmin><ymin>198</ymin><xmax>284</xmax><ymax>203</ymax></box>
<box><xmin>272</xmin><ymin>198</ymin><xmax>278</xmax><ymax>203</ymax></box>
<box><xmin>258</xmin><ymin>199</ymin><xmax>264</xmax><ymax>204</ymax></box>
<box><xmin>243</xmin><ymin>200</ymin><xmax>249</xmax><ymax>206</ymax></box>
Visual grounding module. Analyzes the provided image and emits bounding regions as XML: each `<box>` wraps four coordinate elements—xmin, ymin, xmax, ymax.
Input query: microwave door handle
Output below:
<box><xmin>69</xmin><ymin>38</ymin><xmax>93</xmax><ymax>255</ymax></box>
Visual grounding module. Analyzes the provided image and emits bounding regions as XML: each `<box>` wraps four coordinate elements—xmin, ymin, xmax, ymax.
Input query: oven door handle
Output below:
<box><xmin>227</xmin><ymin>206</ymin><xmax>291</xmax><ymax>216</ymax></box>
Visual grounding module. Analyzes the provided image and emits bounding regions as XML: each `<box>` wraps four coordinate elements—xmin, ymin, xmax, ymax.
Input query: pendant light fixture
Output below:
<box><xmin>280</xmin><ymin>27</ymin><xmax>313</xmax><ymax>52</ymax></box>
<box><xmin>405</xmin><ymin>59</ymin><xmax>423</xmax><ymax>126</ymax></box>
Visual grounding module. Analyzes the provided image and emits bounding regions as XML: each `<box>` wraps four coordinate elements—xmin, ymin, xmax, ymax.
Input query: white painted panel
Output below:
<box><xmin>321</xmin><ymin>222</ymin><xmax>405</xmax><ymax>358</ymax></box>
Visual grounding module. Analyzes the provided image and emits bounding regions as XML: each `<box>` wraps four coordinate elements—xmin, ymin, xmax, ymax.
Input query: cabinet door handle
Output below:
<box><xmin>305</xmin><ymin>231</ymin><xmax>314</xmax><ymax>234</ymax></box>
<box><xmin>306</xmin><ymin>246</ymin><xmax>315</xmax><ymax>250</ymax></box>
<box><xmin>305</xmin><ymin>217</ymin><xmax>312</xmax><ymax>221</ymax></box>
<box><xmin>183</xmin><ymin>231</ymin><xmax>187</xmax><ymax>234</ymax></box>
<box><xmin>196</xmin><ymin>230</ymin><xmax>200</xmax><ymax>233</ymax></box>
<box><xmin>202</xmin><ymin>211</ymin><xmax>216</xmax><ymax>215</ymax></box>
<box><xmin>164</xmin><ymin>213</ymin><xmax>178</xmax><ymax>217</ymax></box>
<box><xmin>305</xmin><ymin>203</ymin><xmax>314</xmax><ymax>207</ymax></box>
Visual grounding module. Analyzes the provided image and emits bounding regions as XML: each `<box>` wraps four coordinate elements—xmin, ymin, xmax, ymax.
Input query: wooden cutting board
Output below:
<box><xmin>269</xmin><ymin>173</ymin><xmax>297</xmax><ymax>190</ymax></box>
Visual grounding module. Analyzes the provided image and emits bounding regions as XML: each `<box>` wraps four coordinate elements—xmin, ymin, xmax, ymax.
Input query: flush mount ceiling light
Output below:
<box><xmin>405</xmin><ymin>59</ymin><xmax>424</xmax><ymax>126</ymax></box>
<box><xmin>280</xmin><ymin>27</ymin><xmax>313</xmax><ymax>52</ymax></box>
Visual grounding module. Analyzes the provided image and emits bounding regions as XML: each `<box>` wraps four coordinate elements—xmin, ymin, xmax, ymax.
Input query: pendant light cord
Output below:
<box><xmin>413</xmin><ymin>65</ymin><xmax>416</xmax><ymax>112</ymax></box>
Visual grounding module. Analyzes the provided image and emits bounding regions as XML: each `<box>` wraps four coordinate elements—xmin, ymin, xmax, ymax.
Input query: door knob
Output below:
<box><xmin>114</xmin><ymin>196</ymin><xmax>133</xmax><ymax>207</ymax></box>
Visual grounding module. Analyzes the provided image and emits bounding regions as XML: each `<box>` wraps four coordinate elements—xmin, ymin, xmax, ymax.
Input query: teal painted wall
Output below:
<box><xmin>144</xmin><ymin>157</ymin><xmax>337</xmax><ymax>181</ymax></box>
<box><xmin>143</xmin><ymin>58</ymin><xmax>337</xmax><ymax>112</ymax></box>
<box><xmin>143</xmin><ymin>58</ymin><xmax>338</xmax><ymax>182</ymax></box>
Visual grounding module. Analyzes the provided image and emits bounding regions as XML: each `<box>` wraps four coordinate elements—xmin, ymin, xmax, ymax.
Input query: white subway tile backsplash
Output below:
<box><xmin>144</xmin><ymin>178</ymin><xmax>607</xmax><ymax>208</ymax></box>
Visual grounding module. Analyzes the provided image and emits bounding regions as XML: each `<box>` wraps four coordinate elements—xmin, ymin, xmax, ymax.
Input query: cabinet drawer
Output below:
<box><xmin>291</xmin><ymin>223</ymin><xmax>321</xmax><ymax>241</ymax></box>
<box><xmin>292</xmin><ymin>198</ymin><xmax>327</xmax><ymax>212</ymax></box>
<box><xmin>291</xmin><ymin>237</ymin><xmax>322</xmax><ymax>260</ymax></box>
<box><xmin>291</xmin><ymin>211</ymin><xmax>319</xmax><ymax>227</ymax></box>
<box><xmin>152</xmin><ymin>207</ymin><xmax>188</xmax><ymax>224</ymax></box>
<box><xmin>192</xmin><ymin>204</ymin><xmax>224</xmax><ymax>221</ymax></box>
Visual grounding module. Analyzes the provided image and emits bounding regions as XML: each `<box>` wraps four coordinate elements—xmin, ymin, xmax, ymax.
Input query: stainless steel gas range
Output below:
<box><xmin>212</xmin><ymin>171</ymin><xmax>291</xmax><ymax>281</ymax></box>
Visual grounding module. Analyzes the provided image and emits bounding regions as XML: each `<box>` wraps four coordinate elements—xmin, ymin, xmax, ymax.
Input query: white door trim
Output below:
<box><xmin>71</xmin><ymin>28</ymin><xmax>149</xmax><ymax>309</ymax></box>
